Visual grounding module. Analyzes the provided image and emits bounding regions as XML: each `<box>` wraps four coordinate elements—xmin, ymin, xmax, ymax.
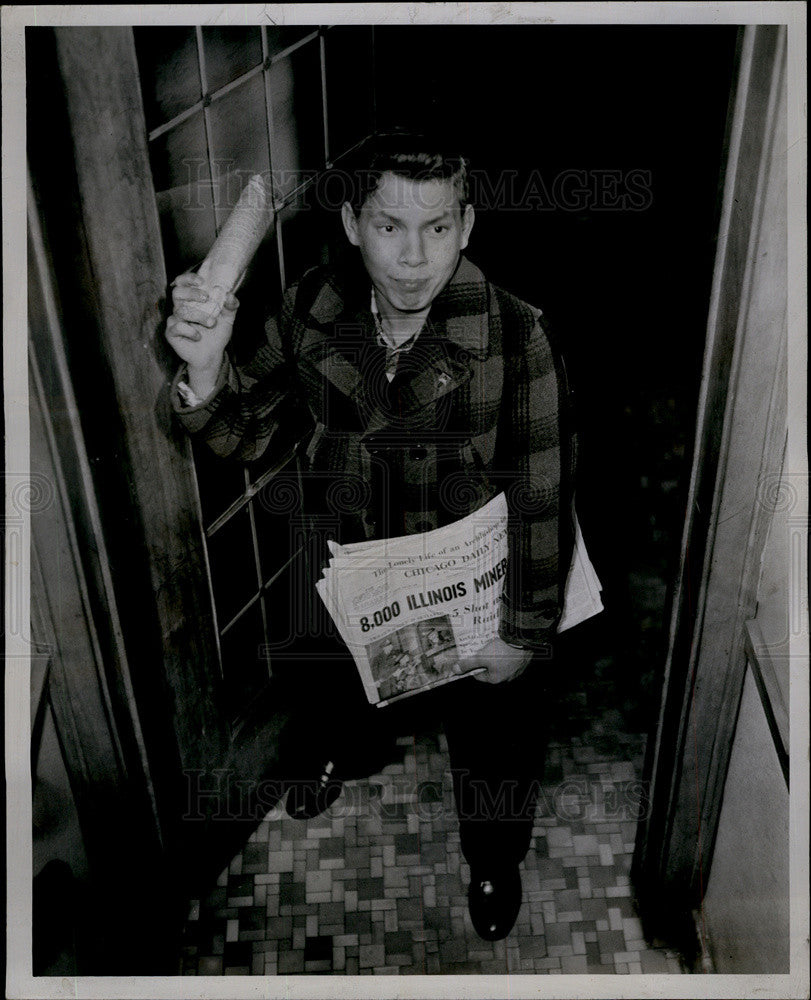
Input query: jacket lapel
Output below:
<box><xmin>296</xmin><ymin>254</ymin><xmax>491</xmax><ymax>435</ymax></box>
<box><xmin>298</xmin><ymin>315</ymin><xmax>368</xmax><ymax>403</ymax></box>
<box><xmin>360</xmin><ymin>334</ymin><xmax>473</xmax><ymax>436</ymax></box>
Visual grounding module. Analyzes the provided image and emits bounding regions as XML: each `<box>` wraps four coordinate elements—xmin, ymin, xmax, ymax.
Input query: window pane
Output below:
<box><xmin>278</xmin><ymin>192</ymin><xmax>333</xmax><ymax>287</ymax></box>
<box><xmin>265</xmin><ymin>26</ymin><xmax>314</xmax><ymax>60</ymax></box>
<box><xmin>134</xmin><ymin>27</ymin><xmax>201</xmax><ymax>131</ymax></box>
<box><xmin>151</xmin><ymin>112</ymin><xmax>216</xmax><ymax>274</ymax></box>
<box><xmin>150</xmin><ymin>109</ymin><xmax>209</xmax><ymax>193</ymax></box>
<box><xmin>206</xmin><ymin>505</ymin><xmax>258</xmax><ymax>628</ymax></box>
<box><xmin>268</xmin><ymin>41</ymin><xmax>325</xmax><ymax>202</ymax></box>
<box><xmin>208</xmin><ymin>74</ymin><xmax>271</xmax><ymax>230</ymax></box>
<box><xmin>193</xmin><ymin>441</ymin><xmax>248</xmax><ymax>530</ymax></box>
<box><xmin>202</xmin><ymin>26</ymin><xmax>262</xmax><ymax>94</ymax></box>
<box><xmin>252</xmin><ymin>462</ymin><xmax>303</xmax><ymax>583</ymax></box>
<box><xmin>220</xmin><ymin>602</ymin><xmax>271</xmax><ymax>722</ymax></box>
<box><xmin>227</xmin><ymin>232</ymin><xmax>284</xmax><ymax>365</ymax></box>
<box><xmin>325</xmin><ymin>27</ymin><xmax>374</xmax><ymax>161</ymax></box>
<box><xmin>262</xmin><ymin>553</ymin><xmax>317</xmax><ymax>658</ymax></box>
<box><xmin>156</xmin><ymin>185</ymin><xmax>217</xmax><ymax>278</ymax></box>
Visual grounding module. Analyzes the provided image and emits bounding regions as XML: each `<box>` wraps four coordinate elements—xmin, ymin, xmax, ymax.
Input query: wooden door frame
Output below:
<box><xmin>632</xmin><ymin>23</ymin><xmax>790</xmax><ymax>951</ymax></box>
<box><xmin>29</xmin><ymin>186</ymin><xmax>179</xmax><ymax>971</ymax></box>
<box><xmin>47</xmin><ymin>25</ymin><xmax>228</xmax><ymax>776</ymax></box>
<box><xmin>24</xmin><ymin>22</ymin><xmax>245</xmax><ymax>969</ymax></box>
<box><xmin>25</xmin><ymin>17</ymin><xmax>252</xmax><ymax>929</ymax></box>
<box><xmin>28</xmin><ymin>21</ymin><xmax>312</xmax><ymax>907</ymax></box>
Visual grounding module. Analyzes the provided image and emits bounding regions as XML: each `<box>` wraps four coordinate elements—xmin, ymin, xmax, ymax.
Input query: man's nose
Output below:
<box><xmin>398</xmin><ymin>231</ymin><xmax>427</xmax><ymax>266</ymax></box>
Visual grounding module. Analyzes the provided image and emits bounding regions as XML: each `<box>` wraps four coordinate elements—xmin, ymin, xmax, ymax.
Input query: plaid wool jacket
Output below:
<box><xmin>173</xmin><ymin>253</ymin><xmax>577</xmax><ymax>651</ymax></box>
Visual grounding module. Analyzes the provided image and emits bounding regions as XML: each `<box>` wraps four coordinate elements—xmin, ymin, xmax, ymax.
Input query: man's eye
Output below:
<box><xmin>431</xmin><ymin>225</ymin><xmax>448</xmax><ymax>235</ymax></box>
<box><xmin>379</xmin><ymin>224</ymin><xmax>396</xmax><ymax>233</ymax></box>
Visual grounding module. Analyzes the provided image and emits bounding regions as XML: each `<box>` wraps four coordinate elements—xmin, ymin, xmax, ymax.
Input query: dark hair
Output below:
<box><xmin>346</xmin><ymin>129</ymin><xmax>470</xmax><ymax>215</ymax></box>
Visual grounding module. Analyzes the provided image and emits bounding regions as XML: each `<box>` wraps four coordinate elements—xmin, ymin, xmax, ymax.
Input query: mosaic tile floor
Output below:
<box><xmin>180</xmin><ymin>722</ymin><xmax>685</xmax><ymax>976</ymax></box>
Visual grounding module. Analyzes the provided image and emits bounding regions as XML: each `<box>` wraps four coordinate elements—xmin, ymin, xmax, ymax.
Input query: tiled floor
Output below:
<box><xmin>180</xmin><ymin>719</ymin><xmax>685</xmax><ymax>976</ymax></box>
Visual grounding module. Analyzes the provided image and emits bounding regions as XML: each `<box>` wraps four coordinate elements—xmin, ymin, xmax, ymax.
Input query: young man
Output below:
<box><xmin>167</xmin><ymin>134</ymin><xmax>576</xmax><ymax>941</ymax></box>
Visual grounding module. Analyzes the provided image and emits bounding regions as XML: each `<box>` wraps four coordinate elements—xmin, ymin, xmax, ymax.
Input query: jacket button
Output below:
<box><xmin>409</xmin><ymin>447</ymin><xmax>428</xmax><ymax>461</ymax></box>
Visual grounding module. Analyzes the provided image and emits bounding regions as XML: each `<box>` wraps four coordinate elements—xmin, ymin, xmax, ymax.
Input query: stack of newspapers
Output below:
<box><xmin>316</xmin><ymin>492</ymin><xmax>603</xmax><ymax>707</ymax></box>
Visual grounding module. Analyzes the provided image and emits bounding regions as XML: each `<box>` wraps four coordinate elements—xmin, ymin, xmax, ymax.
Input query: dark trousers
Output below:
<box><xmin>439</xmin><ymin>665</ymin><xmax>550</xmax><ymax>869</ymax></box>
<box><xmin>280</xmin><ymin>645</ymin><xmax>552</xmax><ymax>872</ymax></box>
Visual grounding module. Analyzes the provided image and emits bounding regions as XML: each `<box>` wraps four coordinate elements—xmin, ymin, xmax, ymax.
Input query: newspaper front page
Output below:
<box><xmin>316</xmin><ymin>493</ymin><xmax>603</xmax><ymax>707</ymax></box>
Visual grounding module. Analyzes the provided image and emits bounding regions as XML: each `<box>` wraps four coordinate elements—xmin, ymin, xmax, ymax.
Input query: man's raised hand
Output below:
<box><xmin>166</xmin><ymin>270</ymin><xmax>239</xmax><ymax>400</ymax></box>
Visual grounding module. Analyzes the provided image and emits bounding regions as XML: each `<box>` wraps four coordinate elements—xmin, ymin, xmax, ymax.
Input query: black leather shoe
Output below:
<box><xmin>285</xmin><ymin>760</ymin><xmax>343</xmax><ymax>820</ymax></box>
<box><xmin>467</xmin><ymin>865</ymin><xmax>522</xmax><ymax>940</ymax></box>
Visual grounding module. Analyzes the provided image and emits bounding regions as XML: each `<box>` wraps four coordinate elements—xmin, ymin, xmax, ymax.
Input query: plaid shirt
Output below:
<box><xmin>173</xmin><ymin>254</ymin><xmax>576</xmax><ymax>650</ymax></box>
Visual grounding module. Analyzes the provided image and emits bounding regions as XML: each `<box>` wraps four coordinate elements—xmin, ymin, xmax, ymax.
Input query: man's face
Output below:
<box><xmin>341</xmin><ymin>171</ymin><xmax>475</xmax><ymax>316</ymax></box>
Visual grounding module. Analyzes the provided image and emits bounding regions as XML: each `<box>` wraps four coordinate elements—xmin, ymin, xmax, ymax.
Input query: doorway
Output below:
<box><xmin>24</xmin><ymin>20</ymin><xmax>755</xmax><ymax>978</ymax></box>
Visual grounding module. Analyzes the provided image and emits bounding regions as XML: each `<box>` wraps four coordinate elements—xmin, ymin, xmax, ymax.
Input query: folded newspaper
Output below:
<box><xmin>316</xmin><ymin>492</ymin><xmax>603</xmax><ymax>707</ymax></box>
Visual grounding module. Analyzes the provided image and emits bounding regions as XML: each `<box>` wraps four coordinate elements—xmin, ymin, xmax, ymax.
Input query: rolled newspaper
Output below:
<box><xmin>196</xmin><ymin>173</ymin><xmax>275</xmax><ymax>321</ymax></box>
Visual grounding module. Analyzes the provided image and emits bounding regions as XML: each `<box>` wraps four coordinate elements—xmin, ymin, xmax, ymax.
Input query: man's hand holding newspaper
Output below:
<box><xmin>463</xmin><ymin>637</ymin><xmax>533</xmax><ymax>685</ymax></box>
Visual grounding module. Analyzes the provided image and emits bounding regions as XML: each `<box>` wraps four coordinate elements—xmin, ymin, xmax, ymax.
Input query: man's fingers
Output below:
<box><xmin>467</xmin><ymin>653</ymin><xmax>529</xmax><ymax>685</ymax></box>
<box><xmin>171</xmin><ymin>272</ymin><xmax>206</xmax><ymax>289</ymax></box>
<box><xmin>464</xmin><ymin>657</ymin><xmax>493</xmax><ymax>682</ymax></box>
<box><xmin>173</xmin><ymin>285</ymin><xmax>210</xmax><ymax>304</ymax></box>
<box><xmin>174</xmin><ymin>301</ymin><xmax>218</xmax><ymax>327</ymax></box>
<box><xmin>472</xmin><ymin>671</ymin><xmax>499</xmax><ymax>684</ymax></box>
<box><xmin>223</xmin><ymin>292</ymin><xmax>240</xmax><ymax>312</ymax></box>
<box><xmin>166</xmin><ymin>315</ymin><xmax>203</xmax><ymax>342</ymax></box>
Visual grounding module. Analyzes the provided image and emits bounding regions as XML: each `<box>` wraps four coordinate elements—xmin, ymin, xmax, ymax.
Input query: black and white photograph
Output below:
<box><xmin>369</xmin><ymin>617</ymin><xmax>459</xmax><ymax>702</ymax></box>
<box><xmin>3</xmin><ymin>3</ymin><xmax>808</xmax><ymax>998</ymax></box>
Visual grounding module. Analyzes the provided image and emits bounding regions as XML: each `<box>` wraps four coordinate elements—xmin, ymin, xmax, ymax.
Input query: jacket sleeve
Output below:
<box><xmin>170</xmin><ymin>283</ymin><xmax>313</xmax><ymax>462</ymax></box>
<box><xmin>496</xmin><ymin>306</ymin><xmax>577</xmax><ymax>652</ymax></box>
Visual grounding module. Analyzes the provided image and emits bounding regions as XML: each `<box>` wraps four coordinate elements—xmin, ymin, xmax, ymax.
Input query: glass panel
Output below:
<box><xmin>202</xmin><ymin>26</ymin><xmax>262</xmax><ymax>94</ymax></box>
<box><xmin>220</xmin><ymin>602</ymin><xmax>271</xmax><ymax>721</ymax></box>
<box><xmin>208</xmin><ymin>74</ymin><xmax>271</xmax><ymax>229</ymax></box>
<box><xmin>227</xmin><ymin>231</ymin><xmax>284</xmax><ymax>365</ymax></box>
<box><xmin>261</xmin><ymin>553</ymin><xmax>316</xmax><ymax>660</ymax></box>
<box><xmin>192</xmin><ymin>441</ymin><xmax>248</xmax><ymax>530</ymax></box>
<box><xmin>266</xmin><ymin>26</ymin><xmax>314</xmax><ymax>60</ymax></box>
<box><xmin>325</xmin><ymin>27</ymin><xmax>374</xmax><ymax>161</ymax></box>
<box><xmin>252</xmin><ymin>460</ymin><xmax>303</xmax><ymax>583</ymax></box>
<box><xmin>278</xmin><ymin>192</ymin><xmax>334</xmax><ymax>287</ymax></box>
<box><xmin>134</xmin><ymin>27</ymin><xmax>201</xmax><ymax>131</ymax></box>
<box><xmin>149</xmin><ymin>109</ymin><xmax>209</xmax><ymax>193</ymax></box>
<box><xmin>268</xmin><ymin>41</ymin><xmax>324</xmax><ymax>202</ymax></box>
<box><xmin>156</xmin><ymin>187</ymin><xmax>218</xmax><ymax>279</ymax></box>
<box><xmin>151</xmin><ymin>112</ymin><xmax>216</xmax><ymax>275</ymax></box>
<box><xmin>206</xmin><ymin>505</ymin><xmax>259</xmax><ymax>628</ymax></box>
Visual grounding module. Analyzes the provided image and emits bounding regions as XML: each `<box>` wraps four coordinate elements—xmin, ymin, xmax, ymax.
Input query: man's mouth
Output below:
<box><xmin>392</xmin><ymin>278</ymin><xmax>430</xmax><ymax>291</ymax></box>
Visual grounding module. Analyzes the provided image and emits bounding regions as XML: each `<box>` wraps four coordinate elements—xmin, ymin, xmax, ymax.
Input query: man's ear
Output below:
<box><xmin>341</xmin><ymin>202</ymin><xmax>360</xmax><ymax>246</ymax></box>
<box><xmin>460</xmin><ymin>203</ymin><xmax>475</xmax><ymax>251</ymax></box>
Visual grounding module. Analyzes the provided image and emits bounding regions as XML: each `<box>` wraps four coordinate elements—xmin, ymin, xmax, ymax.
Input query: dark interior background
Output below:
<box><xmin>365</xmin><ymin>25</ymin><xmax>740</xmax><ymax>732</ymax></box>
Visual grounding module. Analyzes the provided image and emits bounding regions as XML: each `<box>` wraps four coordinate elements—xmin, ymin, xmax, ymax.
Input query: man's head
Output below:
<box><xmin>340</xmin><ymin>133</ymin><xmax>475</xmax><ymax>317</ymax></box>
